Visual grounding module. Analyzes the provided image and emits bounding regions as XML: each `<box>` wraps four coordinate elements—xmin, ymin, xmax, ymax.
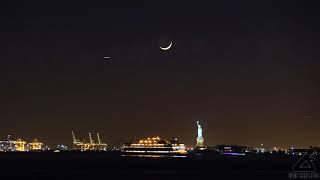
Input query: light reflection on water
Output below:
<box><xmin>121</xmin><ymin>154</ymin><xmax>187</xmax><ymax>158</ymax></box>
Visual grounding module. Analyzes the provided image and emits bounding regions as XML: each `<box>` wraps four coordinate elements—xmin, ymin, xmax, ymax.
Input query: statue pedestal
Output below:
<box><xmin>196</xmin><ymin>136</ymin><xmax>204</xmax><ymax>147</ymax></box>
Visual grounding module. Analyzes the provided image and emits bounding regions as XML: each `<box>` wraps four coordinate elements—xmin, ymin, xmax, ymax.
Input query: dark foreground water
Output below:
<box><xmin>0</xmin><ymin>152</ymin><xmax>309</xmax><ymax>179</ymax></box>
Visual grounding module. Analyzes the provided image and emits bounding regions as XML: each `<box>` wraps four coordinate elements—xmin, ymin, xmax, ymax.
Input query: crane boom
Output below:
<box><xmin>89</xmin><ymin>133</ymin><xmax>93</xmax><ymax>144</ymax></box>
<box><xmin>72</xmin><ymin>131</ymin><xmax>76</xmax><ymax>142</ymax></box>
<box><xmin>97</xmin><ymin>133</ymin><xmax>101</xmax><ymax>144</ymax></box>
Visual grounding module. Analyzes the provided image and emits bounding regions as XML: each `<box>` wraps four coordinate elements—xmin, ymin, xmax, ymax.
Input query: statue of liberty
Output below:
<box><xmin>197</xmin><ymin>121</ymin><xmax>202</xmax><ymax>138</ymax></box>
<box><xmin>196</xmin><ymin>121</ymin><xmax>204</xmax><ymax>147</ymax></box>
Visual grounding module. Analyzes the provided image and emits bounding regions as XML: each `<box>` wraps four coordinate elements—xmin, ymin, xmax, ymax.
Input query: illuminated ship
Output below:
<box><xmin>121</xmin><ymin>137</ymin><xmax>187</xmax><ymax>157</ymax></box>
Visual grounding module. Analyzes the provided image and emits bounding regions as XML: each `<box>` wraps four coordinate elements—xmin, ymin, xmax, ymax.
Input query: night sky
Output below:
<box><xmin>1</xmin><ymin>1</ymin><xmax>319</xmax><ymax>148</ymax></box>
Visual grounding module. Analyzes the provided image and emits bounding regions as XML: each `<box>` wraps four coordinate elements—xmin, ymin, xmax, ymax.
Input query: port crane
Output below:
<box><xmin>71</xmin><ymin>131</ymin><xmax>107</xmax><ymax>151</ymax></box>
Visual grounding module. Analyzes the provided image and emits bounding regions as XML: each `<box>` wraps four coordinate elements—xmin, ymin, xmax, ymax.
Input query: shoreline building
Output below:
<box><xmin>0</xmin><ymin>135</ymin><xmax>26</xmax><ymax>152</ymax></box>
<box><xmin>0</xmin><ymin>135</ymin><xmax>45</xmax><ymax>152</ymax></box>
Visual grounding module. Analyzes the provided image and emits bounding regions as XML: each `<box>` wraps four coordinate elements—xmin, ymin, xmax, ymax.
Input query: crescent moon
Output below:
<box><xmin>160</xmin><ymin>41</ymin><xmax>172</xmax><ymax>51</ymax></box>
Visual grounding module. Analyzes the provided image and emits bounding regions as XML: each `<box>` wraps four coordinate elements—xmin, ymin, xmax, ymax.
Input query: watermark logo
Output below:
<box><xmin>289</xmin><ymin>152</ymin><xmax>320</xmax><ymax>179</ymax></box>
